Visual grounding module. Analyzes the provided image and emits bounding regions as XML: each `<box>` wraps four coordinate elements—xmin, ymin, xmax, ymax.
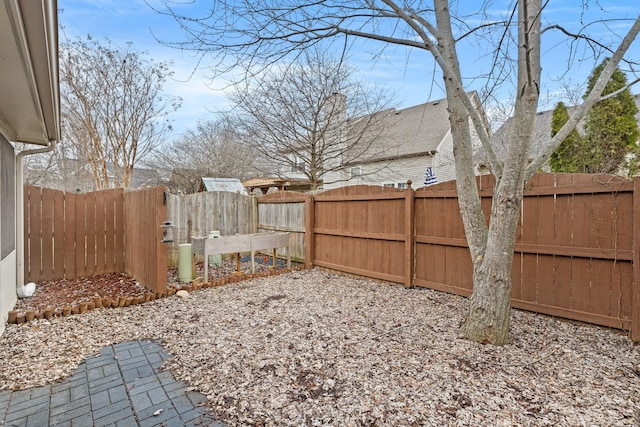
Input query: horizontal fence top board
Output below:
<box><xmin>258</xmin><ymin>191</ymin><xmax>307</xmax><ymax>203</ymax></box>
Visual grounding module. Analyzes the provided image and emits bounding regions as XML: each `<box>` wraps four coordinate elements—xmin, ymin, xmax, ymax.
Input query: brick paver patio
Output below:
<box><xmin>0</xmin><ymin>340</ymin><xmax>226</xmax><ymax>426</ymax></box>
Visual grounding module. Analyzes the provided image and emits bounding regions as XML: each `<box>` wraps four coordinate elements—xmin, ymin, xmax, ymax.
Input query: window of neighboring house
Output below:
<box><xmin>350</xmin><ymin>166</ymin><xmax>361</xmax><ymax>179</ymax></box>
<box><xmin>383</xmin><ymin>183</ymin><xmax>395</xmax><ymax>188</ymax></box>
<box><xmin>290</xmin><ymin>155</ymin><xmax>306</xmax><ymax>173</ymax></box>
<box><xmin>397</xmin><ymin>182</ymin><xmax>408</xmax><ymax>190</ymax></box>
<box><xmin>1</xmin><ymin>137</ymin><xmax>16</xmax><ymax>260</ymax></box>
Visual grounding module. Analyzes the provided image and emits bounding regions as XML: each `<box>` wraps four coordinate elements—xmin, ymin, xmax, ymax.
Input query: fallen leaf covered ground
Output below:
<box><xmin>1</xmin><ymin>269</ymin><xmax>639</xmax><ymax>426</ymax></box>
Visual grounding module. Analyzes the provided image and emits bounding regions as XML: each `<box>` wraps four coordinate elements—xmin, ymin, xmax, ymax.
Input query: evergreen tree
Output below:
<box><xmin>549</xmin><ymin>102</ymin><xmax>586</xmax><ymax>173</ymax></box>
<box><xmin>549</xmin><ymin>59</ymin><xmax>638</xmax><ymax>175</ymax></box>
<box><xmin>582</xmin><ymin>59</ymin><xmax>639</xmax><ymax>175</ymax></box>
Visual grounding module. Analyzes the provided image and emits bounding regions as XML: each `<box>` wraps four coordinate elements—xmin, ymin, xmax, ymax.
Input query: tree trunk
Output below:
<box><xmin>462</xmin><ymin>178</ymin><xmax>524</xmax><ymax>345</ymax></box>
<box><xmin>464</xmin><ymin>257</ymin><xmax>512</xmax><ymax>345</ymax></box>
<box><xmin>461</xmin><ymin>0</ymin><xmax>541</xmax><ymax>345</ymax></box>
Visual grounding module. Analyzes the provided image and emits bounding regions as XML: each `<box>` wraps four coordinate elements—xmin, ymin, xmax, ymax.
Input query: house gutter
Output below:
<box><xmin>9</xmin><ymin>0</ymin><xmax>61</xmax><ymax>291</ymax></box>
<box><xmin>15</xmin><ymin>139</ymin><xmax>57</xmax><ymax>290</ymax></box>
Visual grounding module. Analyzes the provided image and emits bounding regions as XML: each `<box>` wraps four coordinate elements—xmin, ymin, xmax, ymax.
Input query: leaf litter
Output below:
<box><xmin>0</xmin><ymin>269</ymin><xmax>638</xmax><ymax>426</ymax></box>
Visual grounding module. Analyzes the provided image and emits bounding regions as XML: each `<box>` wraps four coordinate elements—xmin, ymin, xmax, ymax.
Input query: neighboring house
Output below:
<box><xmin>200</xmin><ymin>177</ymin><xmax>248</xmax><ymax>195</ymax></box>
<box><xmin>320</xmin><ymin>92</ymin><xmax>488</xmax><ymax>190</ymax></box>
<box><xmin>483</xmin><ymin>93</ymin><xmax>640</xmax><ymax>173</ymax></box>
<box><xmin>0</xmin><ymin>1</ymin><xmax>60</xmax><ymax>333</ymax></box>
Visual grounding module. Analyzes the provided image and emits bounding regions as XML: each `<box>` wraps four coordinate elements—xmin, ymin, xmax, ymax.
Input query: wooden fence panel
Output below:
<box><xmin>63</xmin><ymin>192</ymin><xmax>77</xmax><ymax>279</ymax></box>
<box><xmin>24</xmin><ymin>186</ymin><xmax>143</xmax><ymax>287</ymax></box>
<box><xmin>40</xmin><ymin>188</ymin><xmax>55</xmax><ymax>280</ymax></box>
<box><xmin>414</xmin><ymin>182</ymin><xmax>476</xmax><ymax>295</ymax></box>
<box><xmin>104</xmin><ymin>189</ymin><xmax>115</xmax><ymax>271</ymax></box>
<box><xmin>52</xmin><ymin>189</ymin><xmax>65</xmax><ymax>279</ymax></box>
<box><xmin>123</xmin><ymin>187</ymin><xmax>167</xmax><ymax>293</ymax></box>
<box><xmin>167</xmin><ymin>191</ymin><xmax>256</xmax><ymax>240</ymax></box>
<box><xmin>166</xmin><ymin>191</ymin><xmax>257</xmax><ymax>264</ymax></box>
<box><xmin>312</xmin><ymin>186</ymin><xmax>407</xmax><ymax>284</ymax></box>
<box><xmin>94</xmin><ymin>190</ymin><xmax>107</xmax><ymax>275</ymax></box>
<box><xmin>84</xmin><ymin>191</ymin><xmax>97</xmax><ymax>277</ymax></box>
<box><xmin>73</xmin><ymin>191</ymin><xmax>86</xmax><ymax>278</ymax></box>
<box><xmin>25</xmin><ymin>186</ymin><xmax>42</xmax><ymax>282</ymax></box>
<box><xmin>303</xmin><ymin>174</ymin><xmax>636</xmax><ymax>337</ymax></box>
<box><xmin>258</xmin><ymin>191</ymin><xmax>306</xmax><ymax>261</ymax></box>
<box><xmin>114</xmin><ymin>191</ymin><xmax>125</xmax><ymax>271</ymax></box>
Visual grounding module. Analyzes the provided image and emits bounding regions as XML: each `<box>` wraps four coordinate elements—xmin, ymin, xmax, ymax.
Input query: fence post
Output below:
<box><xmin>305</xmin><ymin>194</ymin><xmax>315</xmax><ymax>269</ymax></box>
<box><xmin>632</xmin><ymin>177</ymin><xmax>640</xmax><ymax>342</ymax></box>
<box><xmin>155</xmin><ymin>187</ymin><xmax>168</xmax><ymax>294</ymax></box>
<box><xmin>252</xmin><ymin>195</ymin><xmax>259</xmax><ymax>234</ymax></box>
<box><xmin>404</xmin><ymin>181</ymin><xmax>415</xmax><ymax>288</ymax></box>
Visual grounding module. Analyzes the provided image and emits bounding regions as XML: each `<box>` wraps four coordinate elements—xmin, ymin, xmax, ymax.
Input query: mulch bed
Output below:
<box><xmin>10</xmin><ymin>257</ymin><xmax>298</xmax><ymax>323</ymax></box>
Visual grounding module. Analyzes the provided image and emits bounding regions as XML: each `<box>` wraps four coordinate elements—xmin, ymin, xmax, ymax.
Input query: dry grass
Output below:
<box><xmin>0</xmin><ymin>269</ymin><xmax>638</xmax><ymax>426</ymax></box>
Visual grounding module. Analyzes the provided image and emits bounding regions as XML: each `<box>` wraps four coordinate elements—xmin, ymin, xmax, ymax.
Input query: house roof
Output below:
<box><xmin>0</xmin><ymin>0</ymin><xmax>60</xmax><ymax>145</ymax></box>
<box><xmin>201</xmin><ymin>177</ymin><xmax>248</xmax><ymax>194</ymax></box>
<box><xmin>488</xmin><ymin>93</ymin><xmax>640</xmax><ymax>162</ymax></box>
<box><xmin>346</xmin><ymin>92</ymin><xmax>483</xmax><ymax>164</ymax></box>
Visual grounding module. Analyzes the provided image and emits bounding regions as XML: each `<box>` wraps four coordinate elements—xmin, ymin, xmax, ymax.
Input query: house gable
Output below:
<box><xmin>323</xmin><ymin>92</ymin><xmax>486</xmax><ymax>189</ymax></box>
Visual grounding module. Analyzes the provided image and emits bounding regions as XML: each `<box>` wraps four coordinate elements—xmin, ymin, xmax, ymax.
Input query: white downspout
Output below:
<box><xmin>15</xmin><ymin>139</ymin><xmax>57</xmax><ymax>290</ymax></box>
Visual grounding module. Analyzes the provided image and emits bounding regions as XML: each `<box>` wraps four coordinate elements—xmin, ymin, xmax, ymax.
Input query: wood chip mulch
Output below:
<box><xmin>1</xmin><ymin>269</ymin><xmax>639</xmax><ymax>426</ymax></box>
<box><xmin>13</xmin><ymin>272</ymin><xmax>147</xmax><ymax>313</ymax></box>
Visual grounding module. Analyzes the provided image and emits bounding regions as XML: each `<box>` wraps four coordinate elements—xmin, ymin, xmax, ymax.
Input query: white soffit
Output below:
<box><xmin>0</xmin><ymin>0</ymin><xmax>59</xmax><ymax>145</ymax></box>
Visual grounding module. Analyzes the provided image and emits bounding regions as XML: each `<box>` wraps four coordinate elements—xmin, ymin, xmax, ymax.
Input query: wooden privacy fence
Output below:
<box><xmin>123</xmin><ymin>187</ymin><xmax>167</xmax><ymax>293</ymax></box>
<box><xmin>24</xmin><ymin>186</ymin><xmax>167</xmax><ymax>293</ymax></box>
<box><xmin>257</xmin><ymin>191</ymin><xmax>306</xmax><ymax>261</ymax></box>
<box><xmin>165</xmin><ymin>191</ymin><xmax>257</xmax><ymax>262</ymax></box>
<box><xmin>277</xmin><ymin>173</ymin><xmax>639</xmax><ymax>341</ymax></box>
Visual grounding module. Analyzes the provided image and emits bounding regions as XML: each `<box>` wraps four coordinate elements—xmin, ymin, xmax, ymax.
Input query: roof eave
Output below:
<box><xmin>0</xmin><ymin>0</ymin><xmax>60</xmax><ymax>145</ymax></box>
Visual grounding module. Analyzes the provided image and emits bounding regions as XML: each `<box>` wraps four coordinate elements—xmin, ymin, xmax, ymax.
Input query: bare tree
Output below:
<box><xmin>227</xmin><ymin>47</ymin><xmax>394</xmax><ymax>190</ymax></box>
<box><xmin>145</xmin><ymin>116</ymin><xmax>256</xmax><ymax>194</ymax></box>
<box><xmin>20</xmin><ymin>137</ymin><xmax>94</xmax><ymax>191</ymax></box>
<box><xmin>61</xmin><ymin>36</ymin><xmax>180</xmax><ymax>189</ymax></box>
<box><xmin>155</xmin><ymin>0</ymin><xmax>640</xmax><ymax>344</ymax></box>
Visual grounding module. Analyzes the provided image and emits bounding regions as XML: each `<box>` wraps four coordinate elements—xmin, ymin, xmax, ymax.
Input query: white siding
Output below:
<box><xmin>321</xmin><ymin>109</ymin><xmax>484</xmax><ymax>190</ymax></box>
<box><xmin>0</xmin><ymin>136</ymin><xmax>16</xmax><ymax>335</ymax></box>
<box><xmin>323</xmin><ymin>155</ymin><xmax>435</xmax><ymax>190</ymax></box>
<box><xmin>0</xmin><ymin>252</ymin><xmax>16</xmax><ymax>335</ymax></box>
<box><xmin>433</xmin><ymin>132</ymin><xmax>457</xmax><ymax>183</ymax></box>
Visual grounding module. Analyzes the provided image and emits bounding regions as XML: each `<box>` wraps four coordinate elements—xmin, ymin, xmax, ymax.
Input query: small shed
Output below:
<box><xmin>200</xmin><ymin>177</ymin><xmax>248</xmax><ymax>195</ymax></box>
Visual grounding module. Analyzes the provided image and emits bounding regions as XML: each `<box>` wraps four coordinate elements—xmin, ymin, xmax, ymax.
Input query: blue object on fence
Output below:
<box><xmin>424</xmin><ymin>167</ymin><xmax>438</xmax><ymax>186</ymax></box>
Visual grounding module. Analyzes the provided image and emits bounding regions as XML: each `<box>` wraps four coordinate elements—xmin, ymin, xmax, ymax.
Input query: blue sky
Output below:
<box><xmin>58</xmin><ymin>0</ymin><xmax>639</xmax><ymax>140</ymax></box>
